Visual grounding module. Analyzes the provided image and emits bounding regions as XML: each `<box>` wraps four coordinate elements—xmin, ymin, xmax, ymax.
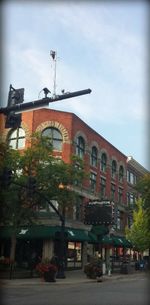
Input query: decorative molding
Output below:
<box><xmin>2</xmin><ymin>122</ymin><xmax>30</xmax><ymax>142</ymax></box>
<box><xmin>36</xmin><ymin>121</ymin><xmax>70</xmax><ymax>143</ymax></box>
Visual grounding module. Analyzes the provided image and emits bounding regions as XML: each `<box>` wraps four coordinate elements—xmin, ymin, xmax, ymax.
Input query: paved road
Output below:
<box><xmin>1</xmin><ymin>273</ymin><xmax>149</xmax><ymax>305</ymax></box>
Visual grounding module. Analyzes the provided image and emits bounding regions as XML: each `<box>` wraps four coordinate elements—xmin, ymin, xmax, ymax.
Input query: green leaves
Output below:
<box><xmin>0</xmin><ymin>132</ymin><xmax>86</xmax><ymax>227</ymax></box>
<box><xmin>126</xmin><ymin>198</ymin><xmax>150</xmax><ymax>251</ymax></box>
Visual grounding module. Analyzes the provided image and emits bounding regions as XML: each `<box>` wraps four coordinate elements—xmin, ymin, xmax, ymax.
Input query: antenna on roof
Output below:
<box><xmin>50</xmin><ymin>50</ymin><xmax>57</xmax><ymax>98</ymax></box>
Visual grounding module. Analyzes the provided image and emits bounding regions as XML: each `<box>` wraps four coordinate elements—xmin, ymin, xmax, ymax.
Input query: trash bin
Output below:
<box><xmin>120</xmin><ymin>262</ymin><xmax>131</xmax><ymax>274</ymax></box>
<box><xmin>135</xmin><ymin>261</ymin><xmax>140</xmax><ymax>270</ymax></box>
<box><xmin>139</xmin><ymin>260</ymin><xmax>145</xmax><ymax>270</ymax></box>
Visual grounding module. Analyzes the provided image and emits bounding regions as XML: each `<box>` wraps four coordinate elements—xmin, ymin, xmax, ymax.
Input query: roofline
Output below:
<box><xmin>35</xmin><ymin>108</ymin><xmax>127</xmax><ymax>159</ymax></box>
<box><xmin>127</xmin><ymin>156</ymin><xmax>149</xmax><ymax>175</ymax></box>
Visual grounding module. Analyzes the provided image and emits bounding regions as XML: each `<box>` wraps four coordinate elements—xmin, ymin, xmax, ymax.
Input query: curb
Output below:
<box><xmin>0</xmin><ymin>271</ymin><xmax>146</xmax><ymax>287</ymax></box>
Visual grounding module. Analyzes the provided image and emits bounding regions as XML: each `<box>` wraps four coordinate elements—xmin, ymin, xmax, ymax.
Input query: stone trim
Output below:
<box><xmin>2</xmin><ymin>122</ymin><xmax>30</xmax><ymax>142</ymax></box>
<box><xmin>36</xmin><ymin>121</ymin><xmax>70</xmax><ymax>143</ymax></box>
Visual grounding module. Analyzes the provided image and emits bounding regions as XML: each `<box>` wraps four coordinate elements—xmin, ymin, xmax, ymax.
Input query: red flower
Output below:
<box><xmin>36</xmin><ymin>262</ymin><xmax>57</xmax><ymax>275</ymax></box>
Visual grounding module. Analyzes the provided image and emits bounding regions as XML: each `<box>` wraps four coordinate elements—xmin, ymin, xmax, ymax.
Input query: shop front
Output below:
<box><xmin>0</xmin><ymin>225</ymin><xmax>91</xmax><ymax>271</ymax></box>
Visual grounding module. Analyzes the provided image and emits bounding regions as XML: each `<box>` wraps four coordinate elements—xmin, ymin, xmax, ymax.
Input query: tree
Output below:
<box><xmin>126</xmin><ymin>198</ymin><xmax>150</xmax><ymax>253</ymax></box>
<box><xmin>0</xmin><ymin>133</ymin><xmax>85</xmax><ymax>263</ymax></box>
<box><xmin>136</xmin><ymin>174</ymin><xmax>150</xmax><ymax>205</ymax></box>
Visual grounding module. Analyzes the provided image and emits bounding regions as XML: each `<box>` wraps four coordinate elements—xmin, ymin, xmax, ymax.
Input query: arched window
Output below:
<box><xmin>76</xmin><ymin>136</ymin><xmax>85</xmax><ymax>158</ymax></box>
<box><xmin>8</xmin><ymin>128</ymin><xmax>25</xmax><ymax>149</ymax></box>
<box><xmin>42</xmin><ymin>127</ymin><xmax>63</xmax><ymax>151</ymax></box>
<box><xmin>91</xmin><ymin>146</ymin><xmax>98</xmax><ymax>167</ymax></box>
<box><xmin>101</xmin><ymin>153</ymin><xmax>107</xmax><ymax>172</ymax></box>
<box><xmin>112</xmin><ymin>160</ymin><xmax>117</xmax><ymax>178</ymax></box>
<box><xmin>119</xmin><ymin>165</ymin><xmax>124</xmax><ymax>182</ymax></box>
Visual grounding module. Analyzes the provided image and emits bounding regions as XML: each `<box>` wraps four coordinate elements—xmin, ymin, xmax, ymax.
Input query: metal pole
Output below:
<box><xmin>0</xmin><ymin>89</ymin><xmax>92</xmax><ymax>115</ymax></box>
<box><xmin>56</xmin><ymin>217</ymin><xmax>66</xmax><ymax>278</ymax></box>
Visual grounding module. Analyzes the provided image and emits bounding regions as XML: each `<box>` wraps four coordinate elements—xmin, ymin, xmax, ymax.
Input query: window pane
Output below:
<box><xmin>101</xmin><ymin>153</ymin><xmax>107</xmax><ymax>172</ymax></box>
<box><xmin>8</xmin><ymin>128</ymin><xmax>25</xmax><ymax>149</ymax></box>
<box><xmin>9</xmin><ymin>139</ymin><xmax>16</xmax><ymax>149</ymax></box>
<box><xmin>76</xmin><ymin>136</ymin><xmax>85</xmax><ymax>158</ymax></box>
<box><xmin>53</xmin><ymin>139</ymin><xmax>62</xmax><ymax>151</ymax></box>
<box><xmin>53</xmin><ymin>129</ymin><xmax>62</xmax><ymax>139</ymax></box>
<box><xmin>10</xmin><ymin>130</ymin><xmax>17</xmax><ymax>138</ymax></box>
<box><xmin>42</xmin><ymin>127</ymin><xmax>62</xmax><ymax>151</ymax></box>
<box><xmin>18</xmin><ymin>138</ymin><xmax>25</xmax><ymax>149</ymax></box>
<box><xmin>42</xmin><ymin>128</ymin><xmax>52</xmax><ymax>137</ymax></box>
<box><xmin>91</xmin><ymin>146</ymin><xmax>97</xmax><ymax>167</ymax></box>
<box><xmin>18</xmin><ymin>128</ymin><xmax>25</xmax><ymax>137</ymax></box>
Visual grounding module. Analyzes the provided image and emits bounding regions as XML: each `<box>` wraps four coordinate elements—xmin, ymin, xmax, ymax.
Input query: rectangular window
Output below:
<box><xmin>73</xmin><ymin>197</ymin><xmax>83</xmax><ymax>221</ymax></box>
<box><xmin>111</xmin><ymin>183</ymin><xmax>116</xmax><ymax>201</ymax></box>
<box><xmin>100</xmin><ymin>177</ymin><xmax>106</xmax><ymax>198</ymax></box>
<box><xmin>127</xmin><ymin>216</ymin><xmax>133</xmax><ymax>228</ymax></box>
<box><xmin>127</xmin><ymin>170</ymin><xmax>137</xmax><ymax>185</ymax></box>
<box><xmin>118</xmin><ymin>188</ymin><xmax>123</xmax><ymax>204</ymax></box>
<box><xmin>116</xmin><ymin>210</ymin><xmax>124</xmax><ymax>230</ymax></box>
<box><xmin>90</xmin><ymin>172</ymin><xmax>97</xmax><ymax>192</ymax></box>
<box><xmin>127</xmin><ymin>193</ymin><xmax>135</xmax><ymax>207</ymax></box>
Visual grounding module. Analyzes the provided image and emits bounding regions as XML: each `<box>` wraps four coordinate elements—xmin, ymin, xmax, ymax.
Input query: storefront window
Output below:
<box><xmin>67</xmin><ymin>242</ymin><xmax>82</xmax><ymax>268</ymax></box>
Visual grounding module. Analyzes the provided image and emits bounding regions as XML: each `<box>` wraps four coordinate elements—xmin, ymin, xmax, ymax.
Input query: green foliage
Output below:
<box><xmin>0</xmin><ymin>132</ymin><xmax>86</xmax><ymax>225</ymax></box>
<box><xmin>136</xmin><ymin>174</ymin><xmax>150</xmax><ymax>210</ymax></box>
<box><xmin>126</xmin><ymin>198</ymin><xmax>150</xmax><ymax>252</ymax></box>
<box><xmin>0</xmin><ymin>133</ymin><xmax>86</xmax><ymax>261</ymax></box>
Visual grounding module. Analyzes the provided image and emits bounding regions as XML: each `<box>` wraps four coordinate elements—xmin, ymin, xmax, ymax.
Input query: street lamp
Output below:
<box><xmin>56</xmin><ymin>183</ymin><xmax>66</xmax><ymax>279</ymax></box>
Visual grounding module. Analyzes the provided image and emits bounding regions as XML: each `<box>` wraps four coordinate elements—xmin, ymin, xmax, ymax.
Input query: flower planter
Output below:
<box><xmin>36</xmin><ymin>260</ymin><xmax>58</xmax><ymax>282</ymax></box>
<box><xmin>43</xmin><ymin>271</ymin><xmax>56</xmax><ymax>282</ymax></box>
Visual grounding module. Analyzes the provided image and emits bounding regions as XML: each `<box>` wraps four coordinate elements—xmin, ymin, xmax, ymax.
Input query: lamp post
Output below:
<box><xmin>56</xmin><ymin>183</ymin><xmax>66</xmax><ymax>279</ymax></box>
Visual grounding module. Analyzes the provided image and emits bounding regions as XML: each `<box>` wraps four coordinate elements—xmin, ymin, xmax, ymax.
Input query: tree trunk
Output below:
<box><xmin>10</xmin><ymin>233</ymin><xmax>17</xmax><ymax>262</ymax></box>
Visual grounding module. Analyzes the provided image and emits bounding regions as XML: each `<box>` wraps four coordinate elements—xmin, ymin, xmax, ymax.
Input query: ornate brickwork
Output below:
<box><xmin>1</xmin><ymin>122</ymin><xmax>30</xmax><ymax>142</ymax></box>
<box><xmin>36</xmin><ymin>121</ymin><xmax>70</xmax><ymax>143</ymax></box>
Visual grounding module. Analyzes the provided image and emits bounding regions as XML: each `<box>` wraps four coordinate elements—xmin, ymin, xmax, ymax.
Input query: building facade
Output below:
<box><xmin>0</xmin><ymin>108</ymin><xmax>148</xmax><ymax>271</ymax></box>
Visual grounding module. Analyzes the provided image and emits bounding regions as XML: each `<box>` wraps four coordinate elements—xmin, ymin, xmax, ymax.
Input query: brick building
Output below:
<box><xmin>0</xmin><ymin>108</ymin><xmax>148</xmax><ymax>271</ymax></box>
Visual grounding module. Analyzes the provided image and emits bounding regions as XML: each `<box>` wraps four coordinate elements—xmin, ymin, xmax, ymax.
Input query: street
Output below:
<box><xmin>1</xmin><ymin>274</ymin><xmax>149</xmax><ymax>305</ymax></box>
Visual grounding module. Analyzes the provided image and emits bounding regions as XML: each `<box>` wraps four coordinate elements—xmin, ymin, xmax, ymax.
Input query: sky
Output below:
<box><xmin>1</xmin><ymin>1</ymin><xmax>150</xmax><ymax>170</ymax></box>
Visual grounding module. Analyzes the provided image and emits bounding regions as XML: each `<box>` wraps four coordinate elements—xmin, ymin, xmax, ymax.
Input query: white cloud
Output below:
<box><xmin>2</xmin><ymin>1</ymin><xmax>148</xmax><ymax>170</ymax></box>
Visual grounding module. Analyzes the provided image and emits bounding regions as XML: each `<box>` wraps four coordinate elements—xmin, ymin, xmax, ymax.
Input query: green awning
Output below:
<box><xmin>111</xmin><ymin>236</ymin><xmax>132</xmax><ymax>248</ymax></box>
<box><xmin>101</xmin><ymin>235</ymin><xmax>113</xmax><ymax>245</ymax></box>
<box><xmin>67</xmin><ymin>228</ymin><xmax>90</xmax><ymax>242</ymax></box>
<box><xmin>119</xmin><ymin>236</ymin><xmax>133</xmax><ymax>248</ymax></box>
<box><xmin>88</xmin><ymin>232</ymin><xmax>98</xmax><ymax>243</ymax></box>
<box><xmin>0</xmin><ymin>226</ymin><xmax>59</xmax><ymax>240</ymax></box>
<box><xmin>112</xmin><ymin>236</ymin><xmax>124</xmax><ymax>247</ymax></box>
<box><xmin>0</xmin><ymin>226</ymin><xmax>90</xmax><ymax>242</ymax></box>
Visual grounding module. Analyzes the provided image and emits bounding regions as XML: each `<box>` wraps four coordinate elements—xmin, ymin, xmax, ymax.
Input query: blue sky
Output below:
<box><xmin>1</xmin><ymin>1</ymin><xmax>149</xmax><ymax>170</ymax></box>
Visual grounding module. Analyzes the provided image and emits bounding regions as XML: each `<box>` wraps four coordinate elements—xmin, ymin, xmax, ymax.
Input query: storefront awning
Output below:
<box><xmin>88</xmin><ymin>232</ymin><xmax>98</xmax><ymax>243</ymax></box>
<box><xmin>111</xmin><ymin>236</ymin><xmax>132</xmax><ymax>248</ymax></box>
<box><xmin>101</xmin><ymin>235</ymin><xmax>113</xmax><ymax>245</ymax></box>
<box><xmin>0</xmin><ymin>226</ymin><xmax>91</xmax><ymax>242</ymax></box>
<box><xmin>0</xmin><ymin>226</ymin><xmax>59</xmax><ymax>239</ymax></box>
<box><xmin>118</xmin><ymin>236</ymin><xmax>133</xmax><ymax>248</ymax></box>
<box><xmin>67</xmin><ymin>228</ymin><xmax>90</xmax><ymax>242</ymax></box>
<box><xmin>112</xmin><ymin>236</ymin><xmax>124</xmax><ymax>247</ymax></box>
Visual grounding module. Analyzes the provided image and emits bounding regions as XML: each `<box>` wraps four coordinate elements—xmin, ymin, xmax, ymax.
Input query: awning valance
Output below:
<box><xmin>101</xmin><ymin>235</ymin><xmax>113</xmax><ymax>245</ymax></box>
<box><xmin>0</xmin><ymin>226</ymin><xmax>58</xmax><ymax>239</ymax></box>
<box><xmin>0</xmin><ymin>226</ymin><xmax>91</xmax><ymax>242</ymax></box>
<box><xmin>112</xmin><ymin>236</ymin><xmax>132</xmax><ymax>248</ymax></box>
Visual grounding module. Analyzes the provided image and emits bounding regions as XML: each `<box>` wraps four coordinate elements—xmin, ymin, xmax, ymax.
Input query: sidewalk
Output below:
<box><xmin>0</xmin><ymin>270</ymin><xmax>147</xmax><ymax>287</ymax></box>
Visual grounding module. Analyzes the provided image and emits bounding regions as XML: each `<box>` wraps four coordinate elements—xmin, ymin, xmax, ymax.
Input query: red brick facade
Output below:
<box><xmin>0</xmin><ymin>108</ymin><xmax>128</xmax><ymax>230</ymax></box>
